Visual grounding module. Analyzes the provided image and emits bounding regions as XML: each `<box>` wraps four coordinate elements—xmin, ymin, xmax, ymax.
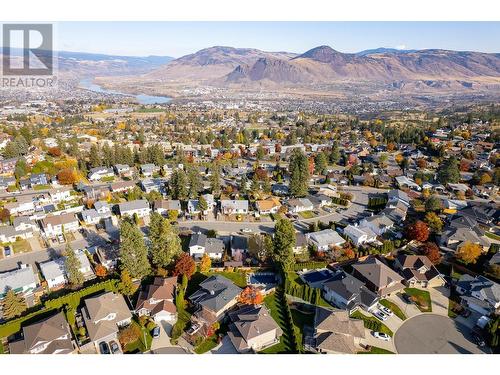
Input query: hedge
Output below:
<box><xmin>0</xmin><ymin>279</ymin><xmax>118</xmax><ymax>339</ymax></box>
<box><xmin>331</xmin><ymin>197</ymin><xmax>349</xmax><ymax>206</ymax></box>
<box><xmin>293</xmin><ymin>261</ymin><xmax>328</xmax><ymax>271</ymax></box>
<box><xmin>284</xmin><ymin>276</ymin><xmax>321</xmax><ymax>306</ymax></box>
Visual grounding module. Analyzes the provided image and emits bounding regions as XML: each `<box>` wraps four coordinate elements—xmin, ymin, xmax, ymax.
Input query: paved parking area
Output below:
<box><xmin>394</xmin><ymin>314</ymin><xmax>486</xmax><ymax>354</ymax></box>
<box><xmin>210</xmin><ymin>336</ymin><xmax>238</xmax><ymax>354</ymax></box>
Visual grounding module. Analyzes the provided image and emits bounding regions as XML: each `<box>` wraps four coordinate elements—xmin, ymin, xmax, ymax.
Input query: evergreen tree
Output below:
<box><xmin>119</xmin><ymin>219</ymin><xmax>151</xmax><ymax>279</ymax></box>
<box><xmin>2</xmin><ymin>289</ymin><xmax>26</xmax><ymax>319</ymax></box>
<box><xmin>187</xmin><ymin>165</ymin><xmax>202</xmax><ymax>198</ymax></box>
<box><xmin>198</xmin><ymin>195</ymin><xmax>208</xmax><ymax>213</ymax></box>
<box><xmin>239</xmin><ymin>174</ymin><xmax>248</xmax><ymax>196</ymax></box>
<box><xmin>64</xmin><ymin>244</ymin><xmax>84</xmax><ymax>287</ymax></box>
<box><xmin>437</xmin><ymin>156</ymin><xmax>460</xmax><ymax>184</ymax></box>
<box><xmin>210</xmin><ymin>162</ymin><xmax>222</xmax><ymax>197</ymax></box>
<box><xmin>150</xmin><ymin>213</ymin><xmax>182</xmax><ymax>269</ymax></box>
<box><xmin>314</xmin><ymin>152</ymin><xmax>328</xmax><ymax>175</ymax></box>
<box><xmin>170</xmin><ymin>168</ymin><xmax>188</xmax><ymax>200</ymax></box>
<box><xmin>272</xmin><ymin>218</ymin><xmax>296</xmax><ymax>271</ymax></box>
<box><xmin>289</xmin><ymin>148</ymin><xmax>310</xmax><ymax>197</ymax></box>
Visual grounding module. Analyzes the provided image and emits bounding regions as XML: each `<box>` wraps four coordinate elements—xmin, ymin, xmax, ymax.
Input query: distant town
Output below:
<box><xmin>0</xmin><ymin>92</ymin><xmax>498</xmax><ymax>355</ymax></box>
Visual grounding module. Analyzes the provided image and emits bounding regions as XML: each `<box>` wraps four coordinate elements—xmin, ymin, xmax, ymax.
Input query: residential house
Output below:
<box><xmin>8</xmin><ymin>312</ymin><xmax>74</xmax><ymax>354</ymax></box>
<box><xmin>287</xmin><ymin>198</ymin><xmax>314</xmax><ymax>213</ymax></box>
<box><xmin>118</xmin><ymin>199</ymin><xmax>150</xmax><ymax>218</ymax></box>
<box><xmin>227</xmin><ymin>304</ymin><xmax>283</xmax><ymax>353</ymax></box>
<box><xmin>135</xmin><ymin>276</ymin><xmax>177</xmax><ymax>323</ymax></box>
<box><xmin>39</xmin><ymin>251</ymin><xmax>94</xmax><ymax>289</ymax></box>
<box><xmin>308</xmin><ymin>307</ymin><xmax>365</xmax><ymax>354</ymax></box>
<box><xmin>188</xmin><ymin>233</ymin><xmax>225</xmax><ymax>260</ymax></box>
<box><xmin>343</xmin><ymin>225</ymin><xmax>377</xmax><ymax>247</ymax></box>
<box><xmin>153</xmin><ymin>199</ymin><xmax>181</xmax><ymax>215</ymax></box>
<box><xmin>393</xmin><ymin>254</ymin><xmax>445</xmax><ymax>288</ymax></box>
<box><xmin>110</xmin><ymin>181</ymin><xmax>136</xmax><ymax>193</ymax></box>
<box><xmin>455</xmin><ymin>275</ymin><xmax>500</xmax><ymax>315</ymax></box>
<box><xmin>88</xmin><ymin>167</ymin><xmax>114</xmax><ymax>182</ymax></box>
<box><xmin>140</xmin><ymin>163</ymin><xmax>159</xmax><ymax>177</ymax></box>
<box><xmin>40</xmin><ymin>213</ymin><xmax>79</xmax><ymax>238</ymax></box>
<box><xmin>322</xmin><ymin>271</ymin><xmax>379</xmax><ymax>313</ymax></box>
<box><xmin>82</xmin><ymin>292</ymin><xmax>132</xmax><ymax>348</ymax></box>
<box><xmin>359</xmin><ymin>214</ymin><xmax>394</xmax><ymax>236</ymax></box>
<box><xmin>0</xmin><ymin>264</ymin><xmax>38</xmax><ymax>299</ymax></box>
<box><xmin>220</xmin><ymin>200</ymin><xmax>249</xmax><ymax>215</ymax></box>
<box><xmin>351</xmin><ymin>258</ymin><xmax>405</xmax><ymax>297</ymax></box>
<box><xmin>293</xmin><ymin>232</ymin><xmax>308</xmax><ymax>254</ymax></box>
<box><xmin>230</xmin><ymin>235</ymin><xmax>248</xmax><ymax>259</ymax></box>
<box><xmin>255</xmin><ymin>197</ymin><xmax>281</xmax><ymax>215</ymax></box>
<box><xmin>113</xmin><ymin>164</ymin><xmax>131</xmax><ymax>177</ymax></box>
<box><xmin>49</xmin><ymin>188</ymin><xmax>72</xmax><ymax>203</ymax></box>
<box><xmin>306</xmin><ymin>229</ymin><xmax>346</xmax><ymax>252</ymax></box>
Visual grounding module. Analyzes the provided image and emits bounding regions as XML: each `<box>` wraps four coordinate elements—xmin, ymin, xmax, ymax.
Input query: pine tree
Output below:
<box><xmin>289</xmin><ymin>148</ymin><xmax>310</xmax><ymax>197</ymax></box>
<box><xmin>2</xmin><ymin>289</ymin><xmax>26</xmax><ymax>319</ymax></box>
<box><xmin>187</xmin><ymin>165</ymin><xmax>202</xmax><ymax>198</ymax></box>
<box><xmin>272</xmin><ymin>218</ymin><xmax>296</xmax><ymax>271</ymax></box>
<box><xmin>64</xmin><ymin>244</ymin><xmax>84</xmax><ymax>287</ymax></box>
<box><xmin>198</xmin><ymin>195</ymin><xmax>208</xmax><ymax>214</ymax></box>
<box><xmin>170</xmin><ymin>169</ymin><xmax>188</xmax><ymax>200</ymax></box>
<box><xmin>210</xmin><ymin>162</ymin><xmax>221</xmax><ymax>197</ymax></box>
<box><xmin>119</xmin><ymin>219</ymin><xmax>151</xmax><ymax>279</ymax></box>
<box><xmin>150</xmin><ymin>214</ymin><xmax>182</xmax><ymax>269</ymax></box>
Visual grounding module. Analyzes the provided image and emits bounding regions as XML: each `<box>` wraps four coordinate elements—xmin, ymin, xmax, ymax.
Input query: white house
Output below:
<box><xmin>220</xmin><ymin>200</ymin><xmax>249</xmax><ymax>215</ymax></box>
<box><xmin>0</xmin><ymin>264</ymin><xmax>38</xmax><ymax>299</ymax></box>
<box><xmin>306</xmin><ymin>229</ymin><xmax>346</xmax><ymax>251</ymax></box>
<box><xmin>359</xmin><ymin>214</ymin><xmax>394</xmax><ymax>236</ymax></box>
<box><xmin>287</xmin><ymin>198</ymin><xmax>314</xmax><ymax>213</ymax></box>
<box><xmin>118</xmin><ymin>200</ymin><xmax>150</xmax><ymax>218</ymax></box>
<box><xmin>40</xmin><ymin>250</ymin><xmax>94</xmax><ymax>289</ymax></box>
<box><xmin>41</xmin><ymin>213</ymin><xmax>80</xmax><ymax>238</ymax></box>
<box><xmin>344</xmin><ymin>225</ymin><xmax>377</xmax><ymax>246</ymax></box>
<box><xmin>188</xmin><ymin>233</ymin><xmax>225</xmax><ymax>259</ymax></box>
<box><xmin>49</xmin><ymin>188</ymin><xmax>72</xmax><ymax>203</ymax></box>
<box><xmin>88</xmin><ymin>167</ymin><xmax>114</xmax><ymax>182</ymax></box>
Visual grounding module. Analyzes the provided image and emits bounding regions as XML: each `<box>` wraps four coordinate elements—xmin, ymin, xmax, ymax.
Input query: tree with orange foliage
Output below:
<box><xmin>238</xmin><ymin>286</ymin><xmax>264</xmax><ymax>305</ymax></box>
<box><xmin>118</xmin><ymin>324</ymin><xmax>141</xmax><ymax>347</ymax></box>
<box><xmin>405</xmin><ymin>220</ymin><xmax>430</xmax><ymax>242</ymax></box>
<box><xmin>57</xmin><ymin>168</ymin><xmax>78</xmax><ymax>185</ymax></box>
<box><xmin>173</xmin><ymin>253</ymin><xmax>196</xmax><ymax>279</ymax></box>
<box><xmin>419</xmin><ymin>242</ymin><xmax>441</xmax><ymax>265</ymax></box>
<box><xmin>47</xmin><ymin>147</ymin><xmax>62</xmax><ymax>157</ymax></box>
<box><xmin>95</xmin><ymin>264</ymin><xmax>107</xmax><ymax>278</ymax></box>
<box><xmin>199</xmin><ymin>253</ymin><xmax>211</xmax><ymax>273</ymax></box>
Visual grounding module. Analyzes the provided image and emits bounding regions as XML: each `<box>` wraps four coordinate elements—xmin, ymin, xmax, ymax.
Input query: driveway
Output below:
<box><xmin>150</xmin><ymin>320</ymin><xmax>186</xmax><ymax>353</ymax></box>
<box><xmin>428</xmin><ymin>285</ymin><xmax>450</xmax><ymax>316</ymax></box>
<box><xmin>210</xmin><ymin>336</ymin><xmax>238</xmax><ymax>354</ymax></box>
<box><xmin>394</xmin><ymin>314</ymin><xmax>487</xmax><ymax>354</ymax></box>
<box><xmin>387</xmin><ymin>293</ymin><xmax>421</xmax><ymax>319</ymax></box>
<box><xmin>363</xmin><ymin>328</ymin><xmax>396</xmax><ymax>353</ymax></box>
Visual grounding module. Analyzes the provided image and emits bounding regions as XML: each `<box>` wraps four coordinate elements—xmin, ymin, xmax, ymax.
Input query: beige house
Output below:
<box><xmin>9</xmin><ymin>312</ymin><xmax>75</xmax><ymax>354</ymax></box>
<box><xmin>394</xmin><ymin>254</ymin><xmax>445</xmax><ymax>288</ymax></box>
<box><xmin>82</xmin><ymin>292</ymin><xmax>132</xmax><ymax>349</ymax></box>
<box><xmin>227</xmin><ymin>304</ymin><xmax>283</xmax><ymax>353</ymax></box>
<box><xmin>135</xmin><ymin>276</ymin><xmax>177</xmax><ymax>323</ymax></box>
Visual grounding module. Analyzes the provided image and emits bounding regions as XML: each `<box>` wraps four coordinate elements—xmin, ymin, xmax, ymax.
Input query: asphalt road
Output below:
<box><xmin>394</xmin><ymin>314</ymin><xmax>488</xmax><ymax>354</ymax></box>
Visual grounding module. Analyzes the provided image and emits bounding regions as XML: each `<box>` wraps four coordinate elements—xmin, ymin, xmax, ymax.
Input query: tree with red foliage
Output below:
<box><xmin>47</xmin><ymin>147</ymin><xmax>62</xmax><ymax>157</ymax></box>
<box><xmin>405</xmin><ymin>220</ymin><xmax>430</xmax><ymax>242</ymax></box>
<box><xmin>419</xmin><ymin>242</ymin><xmax>441</xmax><ymax>265</ymax></box>
<box><xmin>0</xmin><ymin>208</ymin><xmax>10</xmax><ymax>223</ymax></box>
<box><xmin>173</xmin><ymin>253</ymin><xmax>196</xmax><ymax>279</ymax></box>
<box><xmin>238</xmin><ymin>286</ymin><xmax>264</xmax><ymax>305</ymax></box>
<box><xmin>95</xmin><ymin>264</ymin><xmax>107</xmax><ymax>278</ymax></box>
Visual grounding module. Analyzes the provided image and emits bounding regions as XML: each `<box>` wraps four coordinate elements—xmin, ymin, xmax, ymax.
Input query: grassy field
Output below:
<box><xmin>379</xmin><ymin>299</ymin><xmax>407</xmax><ymax>321</ymax></box>
<box><xmin>299</xmin><ymin>211</ymin><xmax>315</xmax><ymax>219</ymax></box>
<box><xmin>485</xmin><ymin>232</ymin><xmax>500</xmax><ymax>241</ymax></box>
<box><xmin>404</xmin><ymin>288</ymin><xmax>432</xmax><ymax>312</ymax></box>
<box><xmin>194</xmin><ymin>335</ymin><xmax>219</xmax><ymax>354</ymax></box>
<box><xmin>123</xmin><ymin>321</ymin><xmax>153</xmax><ymax>353</ymax></box>
<box><xmin>350</xmin><ymin>311</ymin><xmax>393</xmax><ymax>337</ymax></box>
<box><xmin>260</xmin><ymin>292</ymin><xmax>290</xmax><ymax>353</ymax></box>
<box><xmin>203</xmin><ymin>271</ymin><xmax>248</xmax><ymax>288</ymax></box>
<box><xmin>12</xmin><ymin>239</ymin><xmax>31</xmax><ymax>254</ymax></box>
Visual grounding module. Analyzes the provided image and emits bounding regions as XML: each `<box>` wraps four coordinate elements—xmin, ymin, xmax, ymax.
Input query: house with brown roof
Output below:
<box><xmin>255</xmin><ymin>197</ymin><xmax>281</xmax><ymax>215</ymax></box>
<box><xmin>227</xmin><ymin>304</ymin><xmax>283</xmax><ymax>353</ymax></box>
<box><xmin>82</xmin><ymin>292</ymin><xmax>132</xmax><ymax>348</ymax></box>
<box><xmin>351</xmin><ymin>258</ymin><xmax>405</xmax><ymax>297</ymax></box>
<box><xmin>135</xmin><ymin>276</ymin><xmax>177</xmax><ymax>323</ymax></box>
<box><xmin>9</xmin><ymin>312</ymin><xmax>74</xmax><ymax>354</ymax></box>
<box><xmin>394</xmin><ymin>254</ymin><xmax>445</xmax><ymax>288</ymax></box>
<box><xmin>307</xmin><ymin>307</ymin><xmax>365</xmax><ymax>354</ymax></box>
<box><xmin>40</xmin><ymin>213</ymin><xmax>79</xmax><ymax>238</ymax></box>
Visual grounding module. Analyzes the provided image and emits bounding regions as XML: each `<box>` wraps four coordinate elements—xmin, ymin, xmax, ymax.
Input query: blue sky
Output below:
<box><xmin>56</xmin><ymin>22</ymin><xmax>500</xmax><ymax>57</ymax></box>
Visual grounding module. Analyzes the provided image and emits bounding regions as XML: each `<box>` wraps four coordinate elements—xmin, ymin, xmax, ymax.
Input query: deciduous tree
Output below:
<box><xmin>419</xmin><ymin>242</ymin><xmax>442</xmax><ymax>265</ymax></box>
<box><xmin>456</xmin><ymin>242</ymin><xmax>482</xmax><ymax>264</ymax></box>
<box><xmin>238</xmin><ymin>286</ymin><xmax>264</xmax><ymax>305</ymax></box>
<box><xmin>174</xmin><ymin>253</ymin><xmax>196</xmax><ymax>279</ymax></box>
<box><xmin>199</xmin><ymin>253</ymin><xmax>211</xmax><ymax>273</ymax></box>
<box><xmin>405</xmin><ymin>220</ymin><xmax>430</xmax><ymax>242</ymax></box>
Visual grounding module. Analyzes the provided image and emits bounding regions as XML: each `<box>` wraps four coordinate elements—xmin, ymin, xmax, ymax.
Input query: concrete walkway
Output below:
<box><xmin>387</xmin><ymin>293</ymin><xmax>421</xmax><ymax>319</ymax></box>
<box><xmin>428</xmin><ymin>286</ymin><xmax>450</xmax><ymax>316</ymax></box>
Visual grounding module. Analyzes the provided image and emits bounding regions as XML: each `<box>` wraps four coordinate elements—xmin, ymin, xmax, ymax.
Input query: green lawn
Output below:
<box><xmin>12</xmin><ymin>240</ymin><xmax>31</xmax><ymax>254</ymax></box>
<box><xmin>379</xmin><ymin>299</ymin><xmax>407</xmax><ymax>321</ymax></box>
<box><xmin>299</xmin><ymin>211</ymin><xmax>315</xmax><ymax>219</ymax></box>
<box><xmin>404</xmin><ymin>288</ymin><xmax>432</xmax><ymax>312</ymax></box>
<box><xmin>290</xmin><ymin>306</ymin><xmax>314</xmax><ymax>350</ymax></box>
<box><xmin>203</xmin><ymin>271</ymin><xmax>247</xmax><ymax>288</ymax></box>
<box><xmin>170</xmin><ymin>308</ymin><xmax>192</xmax><ymax>344</ymax></box>
<box><xmin>194</xmin><ymin>336</ymin><xmax>219</xmax><ymax>354</ymax></box>
<box><xmin>359</xmin><ymin>346</ymin><xmax>394</xmax><ymax>354</ymax></box>
<box><xmin>33</xmin><ymin>184</ymin><xmax>51</xmax><ymax>191</ymax></box>
<box><xmin>485</xmin><ymin>232</ymin><xmax>500</xmax><ymax>241</ymax></box>
<box><xmin>123</xmin><ymin>321</ymin><xmax>153</xmax><ymax>353</ymax></box>
<box><xmin>350</xmin><ymin>311</ymin><xmax>393</xmax><ymax>337</ymax></box>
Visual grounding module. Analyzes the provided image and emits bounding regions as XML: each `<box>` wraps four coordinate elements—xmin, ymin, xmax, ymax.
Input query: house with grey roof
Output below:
<box><xmin>0</xmin><ymin>264</ymin><xmax>38</xmax><ymax>299</ymax></box>
<box><xmin>287</xmin><ymin>198</ymin><xmax>314</xmax><ymax>213</ymax></box>
<box><xmin>39</xmin><ymin>250</ymin><xmax>95</xmax><ymax>289</ymax></box>
<box><xmin>188</xmin><ymin>233</ymin><xmax>225</xmax><ymax>260</ymax></box>
<box><xmin>322</xmin><ymin>271</ymin><xmax>379</xmax><ymax>313</ymax></box>
<box><xmin>351</xmin><ymin>257</ymin><xmax>405</xmax><ymax>297</ymax></box>
<box><xmin>8</xmin><ymin>312</ymin><xmax>74</xmax><ymax>354</ymax></box>
<box><xmin>188</xmin><ymin>275</ymin><xmax>242</xmax><ymax>330</ymax></box>
<box><xmin>227</xmin><ymin>304</ymin><xmax>283</xmax><ymax>353</ymax></box>
<box><xmin>456</xmin><ymin>275</ymin><xmax>500</xmax><ymax>315</ymax></box>
<box><xmin>359</xmin><ymin>214</ymin><xmax>394</xmax><ymax>236</ymax></box>
<box><xmin>118</xmin><ymin>199</ymin><xmax>150</xmax><ymax>218</ymax></box>
<box><xmin>307</xmin><ymin>307</ymin><xmax>366</xmax><ymax>354</ymax></box>
<box><xmin>306</xmin><ymin>229</ymin><xmax>345</xmax><ymax>251</ymax></box>
<box><xmin>220</xmin><ymin>200</ymin><xmax>249</xmax><ymax>215</ymax></box>
<box><xmin>153</xmin><ymin>199</ymin><xmax>181</xmax><ymax>215</ymax></box>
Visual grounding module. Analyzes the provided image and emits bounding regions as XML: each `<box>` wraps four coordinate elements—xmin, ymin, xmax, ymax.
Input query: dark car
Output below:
<box><xmin>110</xmin><ymin>341</ymin><xmax>120</xmax><ymax>354</ymax></box>
<box><xmin>98</xmin><ymin>341</ymin><xmax>110</xmax><ymax>354</ymax></box>
<box><xmin>472</xmin><ymin>333</ymin><xmax>486</xmax><ymax>347</ymax></box>
<box><xmin>152</xmin><ymin>326</ymin><xmax>161</xmax><ymax>338</ymax></box>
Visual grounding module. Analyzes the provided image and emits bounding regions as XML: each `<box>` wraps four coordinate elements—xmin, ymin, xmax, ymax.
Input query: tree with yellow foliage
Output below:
<box><xmin>456</xmin><ymin>242</ymin><xmax>482</xmax><ymax>264</ymax></box>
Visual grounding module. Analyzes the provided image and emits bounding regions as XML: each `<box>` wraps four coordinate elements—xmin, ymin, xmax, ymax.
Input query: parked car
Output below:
<box><xmin>186</xmin><ymin>323</ymin><xmax>201</xmax><ymax>335</ymax></box>
<box><xmin>323</xmin><ymin>207</ymin><xmax>333</xmax><ymax>213</ymax></box>
<box><xmin>57</xmin><ymin>234</ymin><xmax>65</xmax><ymax>243</ymax></box>
<box><xmin>373</xmin><ymin>310</ymin><xmax>388</xmax><ymax>321</ymax></box>
<box><xmin>3</xmin><ymin>246</ymin><xmax>12</xmax><ymax>257</ymax></box>
<box><xmin>152</xmin><ymin>326</ymin><xmax>161</xmax><ymax>338</ymax></box>
<box><xmin>109</xmin><ymin>341</ymin><xmax>120</xmax><ymax>354</ymax></box>
<box><xmin>98</xmin><ymin>341</ymin><xmax>110</xmax><ymax>354</ymax></box>
<box><xmin>373</xmin><ymin>331</ymin><xmax>391</xmax><ymax>341</ymax></box>
<box><xmin>241</xmin><ymin>228</ymin><xmax>253</xmax><ymax>233</ymax></box>
<box><xmin>378</xmin><ymin>305</ymin><xmax>394</xmax><ymax>317</ymax></box>
<box><xmin>472</xmin><ymin>333</ymin><xmax>486</xmax><ymax>347</ymax></box>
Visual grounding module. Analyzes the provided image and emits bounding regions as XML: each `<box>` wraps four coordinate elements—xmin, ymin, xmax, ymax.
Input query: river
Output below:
<box><xmin>79</xmin><ymin>78</ymin><xmax>171</xmax><ymax>105</ymax></box>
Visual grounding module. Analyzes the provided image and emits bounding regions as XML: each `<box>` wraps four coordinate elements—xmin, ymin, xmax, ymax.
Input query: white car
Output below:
<box><xmin>373</xmin><ymin>310</ymin><xmax>388</xmax><ymax>321</ymax></box>
<box><xmin>373</xmin><ymin>332</ymin><xmax>391</xmax><ymax>341</ymax></box>
<box><xmin>241</xmin><ymin>228</ymin><xmax>253</xmax><ymax>233</ymax></box>
<box><xmin>378</xmin><ymin>305</ymin><xmax>394</xmax><ymax>317</ymax></box>
<box><xmin>57</xmin><ymin>234</ymin><xmax>65</xmax><ymax>243</ymax></box>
